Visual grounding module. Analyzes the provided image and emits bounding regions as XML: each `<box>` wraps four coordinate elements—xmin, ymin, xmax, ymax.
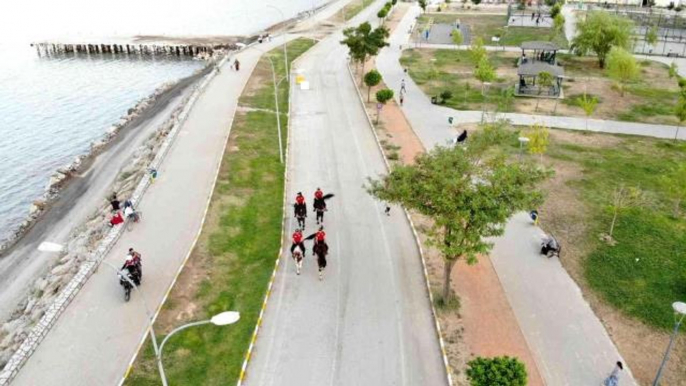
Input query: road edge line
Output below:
<box><xmin>345</xmin><ymin>59</ymin><xmax>454</xmax><ymax>386</ymax></box>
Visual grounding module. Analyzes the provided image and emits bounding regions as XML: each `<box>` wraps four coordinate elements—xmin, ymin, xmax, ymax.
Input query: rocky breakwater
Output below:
<box><xmin>0</xmin><ymin>62</ymin><xmax>211</xmax><ymax>369</ymax></box>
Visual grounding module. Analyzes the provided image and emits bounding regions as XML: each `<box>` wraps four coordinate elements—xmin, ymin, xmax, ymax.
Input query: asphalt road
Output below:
<box><xmin>243</xmin><ymin>3</ymin><xmax>447</xmax><ymax>386</ymax></box>
<box><xmin>11</xmin><ymin>39</ymin><xmax>288</xmax><ymax>386</ymax></box>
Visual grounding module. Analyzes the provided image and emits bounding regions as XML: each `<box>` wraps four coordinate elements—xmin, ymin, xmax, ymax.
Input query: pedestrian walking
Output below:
<box><xmin>400</xmin><ymin>78</ymin><xmax>406</xmax><ymax>94</ymax></box>
<box><xmin>531</xmin><ymin>12</ymin><xmax>535</xmax><ymax>20</ymax></box>
<box><xmin>603</xmin><ymin>361</ymin><xmax>623</xmax><ymax>386</ymax></box>
<box><xmin>529</xmin><ymin>209</ymin><xmax>539</xmax><ymax>225</ymax></box>
<box><xmin>399</xmin><ymin>93</ymin><xmax>404</xmax><ymax>106</ymax></box>
<box><xmin>535</xmin><ymin>17</ymin><xmax>540</xmax><ymax>26</ymax></box>
<box><xmin>384</xmin><ymin>204</ymin><xmax>391</xmax><ymax>216</ymax></box>
<box><xmin>234</xmin><ymin>59</ymin><xmax>240</xmax><ymax>71</ymax></box>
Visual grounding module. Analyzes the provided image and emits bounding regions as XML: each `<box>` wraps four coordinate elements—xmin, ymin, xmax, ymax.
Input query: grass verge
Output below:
<box><xmin>336</xmin><ymin>0</ymin><xmax>376</xmax><ymax>21</ymax></box>
<box><xmin>124</xmin><ymin>38</ymin><xmax>315</xmax><ymax>385</ymax></box>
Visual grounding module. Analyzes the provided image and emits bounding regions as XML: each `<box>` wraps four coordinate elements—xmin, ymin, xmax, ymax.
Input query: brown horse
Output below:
<box><xmin>313</xmin><ymin>241</ymin><xmax>329</xmax><ymax>281</ymax></box>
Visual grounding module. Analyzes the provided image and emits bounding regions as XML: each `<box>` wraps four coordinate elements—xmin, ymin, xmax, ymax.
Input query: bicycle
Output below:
<box><xmin>126</xmin><ymin>210</ymin><xmax>143</xmax><ymax>232</ymax></box>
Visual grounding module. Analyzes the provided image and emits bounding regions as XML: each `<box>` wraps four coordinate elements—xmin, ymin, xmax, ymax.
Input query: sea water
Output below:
<box><xmin>0</xmin><ymin>0</ymin><xmax>328</xmax><ymax>244</ymax></box>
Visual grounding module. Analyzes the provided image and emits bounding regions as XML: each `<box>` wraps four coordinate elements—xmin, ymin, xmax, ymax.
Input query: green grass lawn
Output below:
<box><xmin>124</xmin><ymin>38</ymin><xmax>315</xmax><ymax>385</ymax></box>
<box><xmin>490</xmin><ymin>123</ymin><xmax>686</xmax><ymax>330</ymax></box>
<box><xmin>340</xmin><ymin>0</ymin><xmax>375</xmax><ymax>21</ymax></box>
<box><xmin>545</xmin><ymin>135</ymin><xmax>686</xmax><ymax>329</ymax></box>
<box><xmin>400</xmin><ymin>48</ymin><xmax>680</xmax><ymax>123</ymax></box>
<box><xmin>417</xmin><ymin>13</ymin><xmax>567</xmax><ymax>48</ymax></box>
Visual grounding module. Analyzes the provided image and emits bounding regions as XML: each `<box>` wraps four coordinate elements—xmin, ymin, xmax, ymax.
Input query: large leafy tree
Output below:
<box><xmin>571</xmin><ymin>11</ymin><xmax>633</xmax><ymax>68</ymax></box>
<box><xmin>367</xmin><ymin>122</ymin><xmax>548</xmax><ymax>300</ymax></box>
<box><xmin>606</xmin><ymin>46</ymin><xmax>639</xmax><ymax>97</ymax></box>
<box><xmin>340</xmin><ymin>22</ymin><xmax>390</xmax><ymax>82</ymax></box>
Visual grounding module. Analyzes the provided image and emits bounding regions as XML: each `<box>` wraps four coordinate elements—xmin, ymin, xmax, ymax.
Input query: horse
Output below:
<box><xmin>312</xmin><ymin>241</ymin><xmax>329</xmax><ymax>281</ymax></box>
<box><xmin>292</xmin><ymin>248</ymin><xmax>304</xmax><ymax>275</ymax></box>
<box><xmin>313</xmin><ymin>193</ymin><xmax>335</xmax><ymax>225</ymax></box>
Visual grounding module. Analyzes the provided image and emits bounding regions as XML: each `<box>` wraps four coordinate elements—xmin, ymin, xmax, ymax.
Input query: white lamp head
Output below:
<box><xmin>210</xmin><ymin>311</ymin><xmax>240</xmax><ymax>326</ymax></box>
<box><xmin>673</xmin><ymin>302</ymin><xmax>686</xmax><ymax>316</ymax></box>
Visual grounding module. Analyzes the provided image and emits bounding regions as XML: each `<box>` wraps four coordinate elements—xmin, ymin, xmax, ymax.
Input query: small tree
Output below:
<box><xmin>364</xmin><ymin>69</ymin><xmax>382</xmax><ymax>102</ymax></box>
<box><xmin>606</xmin><ymin>47</ymin><xmax>639</xmax><ymax>97</ymax></box>
<box><xmin>419</xmin><ymin>0</ymin><xmax>427</xmax><ymax>12</ymax></box>
<box><xmin>497</xmin><ymin>86</ymin><xmax>515</xmax><ymax>113</ymax></box>
<box><xmin>341</xmin><ymin>22</ymin><xmax>390</xmax><ymax>82</ymax></box>
<box><xmin>440</xmin><ymin>90</ymin><xmax>453</xmax><ymax>104</ymax></box>
<box><xmin>452</xmin><ymin>30</ymin><xmax>464</xmax><ymax>46</ymax></box>
<box><xmin>607</xmin><ymin>184</ymin><xmax>644</xmax><ymax>241</ymax></box>
<box><xmin>535</xmin><ymin>71</ymin><xmax>554</xmax><ymax>111</ymax></box>
<box><xmin>472</xmin><ymin>0</ymin><xmax>482</xmax><ymax>5</ymax></box>
<box><xmin>674</xmin><ymin>95</ymin><xmax>686</xmax><ymax>140</ymax></box>
<box><xmin>550</xmin><ymin>3</ymin><xmax>562</xmax><ymax>18</ymax></box>
<box><xmin>470</xmin><ymin>37</ymin><xmax>487</xmax><ymax>63</ymax></box>
<box><xmin>524</xmin><ymin>122</ymin><xmax>550</xmax><ymax>163</ymax></box>
<box><xmin>375</xmin><ymin>88</ymin><xmax>394</xmax><ymax>123</ymax></box>
<box><xmin>669</xmin><ymin>62</ymin><xmax>679</xmax><ymax>79</ymax></box>
<box><xmin>391</xmin><ymin>0</ymin><xmax>397</xmax><ymax>5</ymax></box>
<box><xmin>377</xmin><ymin>8</ymin><xmax>388</xmax><ymax>23</ymax></box>
<box><xmin>578</xmin><ymin>92</ymin><xmax>598</xmax><ymax>131</ymax></box>
<box><xmin>466</xmin><ymin>356</ymin><xmax>528</xmax><ymax>386</ymax></box>
<box><xmin>553</xmin><ymin>13</ymin><xmax>565</xmax><ymax>34</ymax></box>
<box><xmin>366</xmin><ymin>122</ymin><xmax>547</xmax><ymax>301</ymax></box>
<box><xmin>572</xmin><ymin>11</ymin><xmax>634</xmax><ymax>68</ymax></box>
<box><xmin>474</xmin><ymin>57</ymin><xmax>495</xmax><ymax>94</ymax></box>
<box><xmin>646</xmin><ymin>25</ymin><xmax>659</xmax><ymax>47</ymax></box>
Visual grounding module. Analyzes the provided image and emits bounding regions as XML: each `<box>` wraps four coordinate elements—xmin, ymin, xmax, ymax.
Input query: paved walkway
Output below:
<box><xmin>244</xmin><ymin>2</ymin><xmax>447</xmax><ymax>385</ymax></box>
<box><xmin>378</xmin><ymin>5</ymin><xmax>639</xmax><ymax>385</ymax></box>
<box><xmin>11</xmin><ymin>38</ymin><xmax>290</xmax><ymax>386</ymax></box>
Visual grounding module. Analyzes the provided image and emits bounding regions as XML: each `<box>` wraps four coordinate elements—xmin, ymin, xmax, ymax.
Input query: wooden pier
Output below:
<box><xmin>30</xmin><ymin>42</ymin><xmax>236</xmax><ymax>58</ymax></box>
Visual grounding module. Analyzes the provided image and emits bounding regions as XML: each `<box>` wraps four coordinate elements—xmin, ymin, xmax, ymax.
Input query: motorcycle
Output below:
<box><xmin>119</xmin><ymin>270</ymin><xmax>135</xmax><ymax>302</ymax></box>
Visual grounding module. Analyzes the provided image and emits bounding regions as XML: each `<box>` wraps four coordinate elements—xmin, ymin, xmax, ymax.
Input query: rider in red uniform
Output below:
<box><xmin>314</xmin><ymin>226</ymin><xmax>326</xmax><ymax>247</ymax></box>
<box><xmin>294</xmin><ymin>192</ymin><xmax>307</xmax><ymax>229</ymax></box>
<box><xmin>290</xmin><ymin>229</ymin><xmax>305</xmax><ymax>255</ymax></box>
<box><xmin>313</xmin><ymin>188</ymin><xmax>327</xmax><ymax>224</ymax></box>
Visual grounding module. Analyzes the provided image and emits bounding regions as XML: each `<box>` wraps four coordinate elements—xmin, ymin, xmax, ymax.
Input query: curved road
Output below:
<box><xmin>243</xmin><ymin>3</ymin><xmax>447</xmax><ymax>386</ymax></box>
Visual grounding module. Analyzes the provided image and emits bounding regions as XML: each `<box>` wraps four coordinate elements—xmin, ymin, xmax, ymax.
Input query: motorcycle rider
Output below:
<box><xmin>290</xmin><ymin>229</ymin><xmax>306</xmax><ymax>256</ymax></box>
<box><xmin>313</xmin><ymin>188</ymin><xmax>327</xmax><ymax>224</ymax></box>
<box><xmin>121</xmin><ymin>248</ymin><xmax>142</xmax><ymax>285</ymax></box>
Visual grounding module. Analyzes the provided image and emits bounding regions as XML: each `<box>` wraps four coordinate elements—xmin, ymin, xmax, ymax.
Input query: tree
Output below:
<box><xmin>524</xmin><ymin>122</ymin><xmax>550</xmax><ymax>163</ymax></box>
<box><xmin>607</xmin><ymin>184</ymin><xmax>644</xmax><ymax>241</ymax></box>
<box><xmin>341</xmin><ymin>22</ymin><xmax>390</xmax><ymax>82</ymax></box>
<box><xmin>469</xmin><ymin>37</ymin><xmax>487</xmax><ymax>63</ymax></box>
<box><xmin>364</xmin><ymin>69</ymin><xmax>382</xmax><ymax>102</ymax></box>
<box><xmin>366</xmin><ymin>122</ymin><xmax>547</xmax><ymax>301</ymax></box>
<box><xmin>661</xmin><ymin>165</ymin><xmax>686</xmax><ymax>217</ymax></box>
<box><xmin>669</xmin><ymin>61</ymin><xmax>679</xmax><ymax>79</ymax></box>
<box><xmin>550</xmin><ymin>3</ymin><xmax>561</xmax><ymax>18</ymax></box>
<box><xmin>646</xmin><ymin>25</ymin><xmax>659</xmax><ymax>47</ymax></box>
<box><xmin>553</xmin><ymin>14</ymin><xmax>565</xmax><ymax>34</ymax></box>
<box><xmin>606</xmin><ymin>47</ymin><xmax>639</xmax><ymax>97</ymax></box>
<box><xmin>419</xmin><ymin>0</ymin><xmax>427</xmax><ymax>12</ymax></box>
<box><xmin>578</xmin><ymin>92</ymin><xmax>598</xmax><ymax>131</ymax></box>
<box><xmin>472</xmin><ymin>0</ymin><xmax>482</xmax><ymax>5</ymax></box>
<box><xmin>535</xmin><ymin>71</ymin><xmax>554</xmax><ymax>111</ymax></box>
<box><xmin>474</xmin><ymin>56</ymin><xmax>495</xmax><ymax>94</ymax></box>
<box><xmin>452</xmin><ymin>30</ymin><xmax>463</xmax><ymax>46</ymax></box>
<box><xmin>375</xmin><ymin>88</ymin><xmax>394</xmax><ymax>123</ymax></box>
<box><xmin>466</xmin><ymin>356</ymin><xmax>528</xmax><ymax>386</ymax></box>
<box><xmin>440</xmin><ymin>90</ymin><xmax>453</xmax><ymax>104</ymax></box>
<box><xmin>497</xmin><ymin>86</ymin><xmax>515</xmax><ymax>113</ymax></box>
<box><xmin>391</xmin><ymin>0</ymin><xmax>397</xmax><ymax>5</ymax></box>
<box><xmin>572</xmin><ymin>11</ymin><xmax>633</xmax><ymax>68</ymax></box>
<box><xmin>377</xmin><ymin>8</ymin><xmax>388</xmax><ymax>23</ymax></box>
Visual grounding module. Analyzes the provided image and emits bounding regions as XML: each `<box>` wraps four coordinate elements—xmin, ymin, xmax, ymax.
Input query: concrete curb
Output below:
<box><xmin>345</xmin><ymin>60</ymin><xmax>455</xmax><ymax>386</ymax></box>
<box><xmin>0</xmin><ymin>52</ymin><xmax>229</xmax><ymax>386</ymax></box>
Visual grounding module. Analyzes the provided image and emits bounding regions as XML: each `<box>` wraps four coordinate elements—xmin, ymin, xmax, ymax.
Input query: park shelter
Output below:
<box><xmin>516</xmin><ymin>61</ymin><xmax>565</xmax><ymax>98</ymax></box>
<box><xmin>520</xmin><ymin>41</ymin><xmax>560</xmax><ymax>65</ymax></box>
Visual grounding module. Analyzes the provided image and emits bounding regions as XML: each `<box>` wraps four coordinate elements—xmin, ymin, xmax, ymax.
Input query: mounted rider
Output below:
<box><xmin>290</xmin><ymin>229</ymin><xmax>306</xmax><ymax>256</ymax></box>
<box><xmin>121</xmin><ymin>248</ymin><xmax>142</xmax><ymax>285</ymax></box>
<box><xmin>313</xmin><ymin>188</ymin><xmax>327</xmax><ymax>224</ymax></box>
<box><xmin>294</xmin><ymin>192</ymin><xmax>307</xmax><ymax>229</ymax></box>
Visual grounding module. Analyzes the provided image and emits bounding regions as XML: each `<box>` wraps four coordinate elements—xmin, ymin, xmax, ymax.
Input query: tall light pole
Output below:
<box><xmin>267</xmin><ymin>5</ymin><xmax>289</xmax><ymax>78</ymax></box>
<box><xmin>652</xmin><ymin>301</ymin><xmax>686</xmax><ymax>386</ymax></box>
<box><xmin>157</xmin><ymin>311</ymin><xmax>240</xmax><ymax>386</ymax></box>
<box><xmin>254</xmin><ymin>47</ymin><xmax>286</xmax><ymax>164</ymax></box>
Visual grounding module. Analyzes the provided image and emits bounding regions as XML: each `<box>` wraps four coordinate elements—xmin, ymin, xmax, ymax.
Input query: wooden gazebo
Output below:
<box><xmin>520</xmin><ymin>41</ymin><xmax>560</xmax><ymax>65</ymax></box>
<box><xmin>516</xmin><ymin>61</ymin><xmax>565</xmax><ymax>97</ymax></box>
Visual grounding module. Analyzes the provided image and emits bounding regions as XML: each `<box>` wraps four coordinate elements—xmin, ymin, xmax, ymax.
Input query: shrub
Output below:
<box><xmin>466</xmin><ymin>356</ymin><xmax>527</xmax><ymax>386</ymax></box>
<box><xmin>440</xmin><ymin>90</ymin><xmax>454</xmax><ymax>103</ymax></box>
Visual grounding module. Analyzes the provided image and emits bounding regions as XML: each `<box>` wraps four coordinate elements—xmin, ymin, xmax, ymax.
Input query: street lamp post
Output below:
<box><xmin>267</xmin><ymin>5</ymin><xmax>289</xmax><ymax>78</ymax></box>
<box><xmin>652</xmin><ymin>301</ymin><xmax>686</xmax><ymax>386</ymax></box>
<box><xmin>157</xmin><ymin>311</ymin><xmax>240</xmax><ymax>386</ymax></box>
